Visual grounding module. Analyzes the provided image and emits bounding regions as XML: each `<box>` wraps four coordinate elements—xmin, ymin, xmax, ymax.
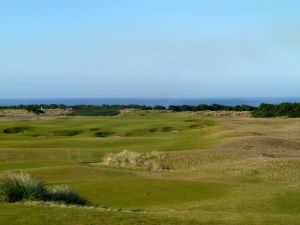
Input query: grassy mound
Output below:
<box><xmin>0</xmin><ymin>173</ymin><xmax>88</xmax><ymax>205</ymax></box>
<box><xmin>102</xmin><ymin>150</ymin><xmax>167</xmax><ymax>171</ymax></box>
<box><xmin>148</xmin><ymin>126</ymin><xmax>177</xmax><ymax>133</ymax></box>
<box><xmin>189</xmin><ymin>124</ymin><xmax>200</xmax><ymax>128</ymax></box>
<box><xmin>51</xmin><ymin>130</ymin><xmax>81</xmax><ymax>136</ymax></box>
<box><xmin>32</xmin><ymin>130</ymin><xmax>81</xmax><ymax>137</ymax></box>
<box><xmin>94</xmin><ymin>130</ymin><xmax>114</xmax><ymax>137</ymax></box>
<box><xmin>184</xmin><ymin>119</ymin><xmax>199</xmax><ymax>122</ymax></box>
<box><xmin>90</xmin><ymin>128</ymin><xmax>102</xmax><ymax>131</ymax></box>
<box><xmin>3</xmin><ymin>127</ymin><xmax>29</xmax><ymax>134</ymax></box>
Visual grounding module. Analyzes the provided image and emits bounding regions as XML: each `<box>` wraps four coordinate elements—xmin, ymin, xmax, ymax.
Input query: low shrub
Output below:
<box><xmin>0</xmin><ymin>173</ymin><xmax>47</xmax><ymax>202</ymax></box>
<box><xmin>102</xmin><ymin>150</ymin><xmax>167</xmax><ymax>171</ymax></box>
<box><xmin>49</xmin><ymin>185</ymin><xmax>88</xmax><ymax>205</ymax></box>
<box><xmin>0</xmin><ymin>173</ymin><xmax>88</xmax><ymax>205</ymax></box>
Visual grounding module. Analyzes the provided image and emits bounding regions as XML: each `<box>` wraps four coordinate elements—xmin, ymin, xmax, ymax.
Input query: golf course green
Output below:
<box><xmin>0</xmin><ymin>111</ymin><xmax>299</xmax><ymax>225</ymax></box>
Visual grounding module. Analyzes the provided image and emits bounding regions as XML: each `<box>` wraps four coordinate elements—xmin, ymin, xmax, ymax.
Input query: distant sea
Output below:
<box><xmin>0</xmin><ymin>98</ymin><xmax>300</xmax><ymax>107</ymax></box>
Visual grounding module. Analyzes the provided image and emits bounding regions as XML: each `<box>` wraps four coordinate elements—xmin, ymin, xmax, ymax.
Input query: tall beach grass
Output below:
<box><xmin>0</xmin><ymin>173</ymin><xmax>88</xmax><ymax>205</ymax></box>
<box><xmin>102</xmin><ymin>150</ymin><xmax>168</xmax><ymax>171</ymax></box>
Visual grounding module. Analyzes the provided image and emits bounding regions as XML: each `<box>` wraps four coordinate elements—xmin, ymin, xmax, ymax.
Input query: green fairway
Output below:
<box><xmin>0</xmin><ymin>112</ymin><xmax>299</xmax><ymax>224</ymax></box>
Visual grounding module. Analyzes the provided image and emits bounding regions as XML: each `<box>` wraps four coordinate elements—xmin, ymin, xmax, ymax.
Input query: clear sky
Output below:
<box><xmin>1</xmin><ymin>0</ymin><xmax>300</xmax><ymax>98</ymax></box>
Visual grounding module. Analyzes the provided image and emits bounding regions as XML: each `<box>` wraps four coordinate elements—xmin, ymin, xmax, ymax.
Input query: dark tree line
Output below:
<box><xmin>167</xmin><ymin>104</ymin><xmax>256</xmax><ymax>112</ymax></box>
<box><xmin>1</xmin><ymin>103</ymin><xmax>299</xmax><ymax>117</ymax></box>
<box><xmin>251</xmin><ymin>103</ymin><xmax>300</xmax><ymax>118</ymax></box>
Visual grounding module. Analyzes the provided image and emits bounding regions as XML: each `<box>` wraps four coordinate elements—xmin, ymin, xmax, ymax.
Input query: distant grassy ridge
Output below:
<box><xmin>1</xmin><ymin>102</ymin><xmax>300</xmax><ymax>117</ymax></box>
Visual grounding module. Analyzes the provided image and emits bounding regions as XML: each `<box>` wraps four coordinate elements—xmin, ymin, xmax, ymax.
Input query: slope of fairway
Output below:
<box><xmin>0</xmin><ymin>112</ymin><xmax>219</xmax><ymax>151</ymax></box>
<box><xmin>0</xmin><ymin>112</ymin><xmax>299</xmax><ymax>225</ymax></box>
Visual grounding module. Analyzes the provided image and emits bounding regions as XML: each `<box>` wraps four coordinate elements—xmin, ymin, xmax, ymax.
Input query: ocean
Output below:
<box><xmin>0</xmin><ymin>97</ymin><xmax>299</xmax><ymax>107</ymax></box>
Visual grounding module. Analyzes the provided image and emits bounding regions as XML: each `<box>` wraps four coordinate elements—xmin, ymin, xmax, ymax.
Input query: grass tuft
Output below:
<box><xmin>0</xmin><ymin>173</ymin><xmax>47</xmax><ymax>202</ymax></box>
<box><xmin>102</xmin><ymin>150</ymin><xmax>168</xmax><ymax>171</ymax></box>
<box><xmin>49</xmin><ymin>185</ymin><xmax>88</xmax><ymax>205</ymax></box>
<box><xmin>0</xmin><ymin>173</ymin><xmax>88</xmax><ymax>205</ymax></box>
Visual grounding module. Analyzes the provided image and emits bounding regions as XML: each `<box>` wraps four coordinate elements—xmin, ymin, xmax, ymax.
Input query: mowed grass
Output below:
<box><xmin>0</xmin><ymin>112</ymin><xmax>218</xmax><ymax>151</ymax></box>
<box><xmin>0</xmin><ymin>111</ymin><xmax>299</xmax><ymax>224</ymax></box>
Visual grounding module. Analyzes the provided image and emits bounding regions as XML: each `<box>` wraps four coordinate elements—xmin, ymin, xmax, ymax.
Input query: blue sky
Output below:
<box><xmin>1</xmin><ymin>0</ymin><xmax>300</xmax><ymax>98</ymax></box>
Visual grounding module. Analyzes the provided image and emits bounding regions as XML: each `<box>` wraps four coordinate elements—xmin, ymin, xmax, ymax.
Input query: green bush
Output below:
<box><xmin>0</xmin><ymin>173</ymin><xmax>88</xmax><ymax>205</ymax></box>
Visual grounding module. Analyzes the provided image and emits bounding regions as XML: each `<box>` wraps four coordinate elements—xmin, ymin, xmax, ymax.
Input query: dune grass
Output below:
<box><xmin>102</xmin><ymin>150</ymin><xmax>167</xmax><ymax>171</ymax></box>
<box><xmin>0</xmin><ymin>173</ymin><xmax>88</xmax><ymax>205</ymax></box>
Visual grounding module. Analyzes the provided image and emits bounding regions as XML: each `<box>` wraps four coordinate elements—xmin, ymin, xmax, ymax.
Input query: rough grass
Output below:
<box><xmin>102</xmin><ymin>150</ymin><xmax>167</xmax><ymax>171</ymax></box>
<box><xmin>0</xmin><ymin>173</ymin><xmax>88</xmax><ymax>205</ymax></box>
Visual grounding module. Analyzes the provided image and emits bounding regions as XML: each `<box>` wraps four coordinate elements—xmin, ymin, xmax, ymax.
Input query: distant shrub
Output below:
<box><xmin>252</xmin><ymin>103</ymin><xmax>300</xmax><ymax>118</ymax></box>
<box><xmin>168</xmin><ymin>104</ymin><xmax>256</xmax><ymax>112</ymax></box>
<box><xmin>153</xmin><ymin>105</ymin><xmax>166</xmax><ymax>110</ymax></box>
<box><xmin>26</xmin><ymin>106</ymin><xmax>45</xmax><ymax>115</ymax></box>
<box><xmin>0</xmin><ymin>173</ymin><xmax>88</xmax><ymax>205</ymax></box>
<box><xmin>67</xmin><ymin>106</ymin><xmax>120</xmax><ymax>116</ymax></box>
<box><xmin>102</xmin><ymin>150</ymin><xmax>167</xmax><ymax>171</ymax></box>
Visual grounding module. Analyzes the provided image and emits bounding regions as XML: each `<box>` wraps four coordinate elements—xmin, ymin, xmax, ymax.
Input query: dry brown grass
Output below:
<box><xmin>102</xmin><ymin>150</ymin><xmax>167</xmax><ymax>171</ymax></box>
<box><xmin>0</xmin><ymin>109</ymin><xmax>73</xmax><ymax>120</ymax></box>
<box><xmin>163</xmin><ymin>117</ymin><xmax>300</xmax><ymax>183</ymax></box>
<box><xmin>193</xmin><ymin>111</ymin><xmax>251</xmax><ymax>118</ymax></box>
